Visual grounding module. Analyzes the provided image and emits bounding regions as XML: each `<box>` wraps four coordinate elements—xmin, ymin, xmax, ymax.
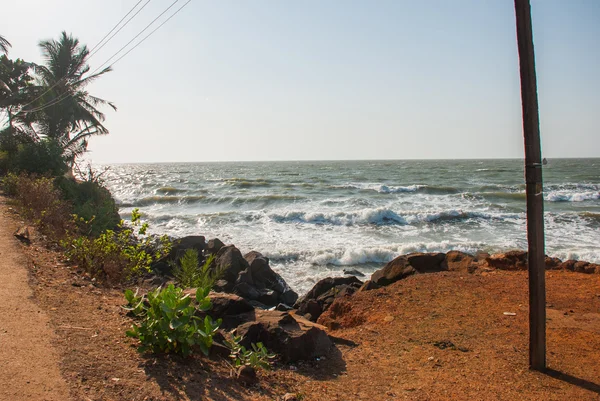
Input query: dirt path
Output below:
<box><xmin>0</xmin><ymin>199</ymin><xmax>70</xmax><ymax>401</ymax></box>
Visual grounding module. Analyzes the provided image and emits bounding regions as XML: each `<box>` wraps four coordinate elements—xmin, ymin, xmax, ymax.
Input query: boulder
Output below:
<box><xmin>406</xmin><ymin>252</ymin><xmax>447</xmax><ymax>272</ymax></box>
<box><xmin>485</xmin><ymin>250</ymin><xmax>528</xmax><ymax>271</ymax></box>
<box><xmin>545</xmin><ymin>256</ymin><xmax>563</xmax><ymax>270</ymax></box>
<box><xmin>13</xmin><ymin>226</ymin><xmax>31</xmax><ymax>243</ymax></box>
<box><xmin>370</xmin><ymin>256</ymin><xmax>415</xmax><ymax>286</ymax></box>
<box><xmin>234</xmin><ymin>282</ymin><xmax>260</xmax><ymax>301</ymax></box>
<box><xmin>151</xmin><ymin>235</ymin><xmax>206</xmax><ymax>276</ymax></box>
<box><xmin>445</xmin><ymin>251</ymin><xmax>479</xmax><ymax>273</ymax></box>
<box><xmin>215</xmin><ymin>245</ymin><xmax>249</xmax><ymax>283</ymax></box>
<box><xmin>208</xmin><ymin>292</ymin><xmax>254</xmax><ymax>318</ymax></box>
<box><xmin>295</xmin><ymin>276</ymin><xmax>363</xmax><ymax>321</ymax></box>
<box><xmin>234</xmin><ymin>310</ymin><xmax>332</xmax><ymax>362</ymax></box>
<box><xmin>560</xmin><ymin>259</ymin><xmax>577</xmax><ymax>271</ymax></box>
<box><xmin>357</xmin><ymin>280</ymin><xmax>381</xmax><ymax>292</ymax></box>
<box><xmin>206</xmin><ymin>238</ymin><xmax>225</xmax><ymax>255</ymax></box>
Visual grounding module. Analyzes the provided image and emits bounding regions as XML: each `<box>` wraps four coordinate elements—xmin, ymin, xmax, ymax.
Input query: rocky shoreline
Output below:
<box><xmin>145</xmin><ymin>234</ymin><xmax>600</xmax><ymax>363</ymax></box>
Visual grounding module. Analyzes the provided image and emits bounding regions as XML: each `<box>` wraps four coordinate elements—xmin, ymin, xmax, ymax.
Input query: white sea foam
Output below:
<box><xmin>545</xmin><ymin>191</ymin><xmax>600</xmax><ymax>202</ymax></box>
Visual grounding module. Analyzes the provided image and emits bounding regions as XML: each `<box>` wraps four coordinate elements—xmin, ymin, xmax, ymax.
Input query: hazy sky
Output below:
<box><xmin>2</xmin><ymin>1</ymin><xmax>599</xmax><ymax>162</ymax></box>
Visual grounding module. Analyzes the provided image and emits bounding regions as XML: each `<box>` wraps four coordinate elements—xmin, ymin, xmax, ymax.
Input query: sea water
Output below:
<box><xmin>101</xmin><ymin>159</ymin><xmax>600</xmax><ymax>294</ymax></box>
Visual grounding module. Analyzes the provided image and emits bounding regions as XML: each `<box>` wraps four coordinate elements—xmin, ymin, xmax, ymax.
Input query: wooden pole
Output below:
<box><xmin>514</xmin><ymin>0</ymin><xmax>546</xmax><ymax>371</ymax></box>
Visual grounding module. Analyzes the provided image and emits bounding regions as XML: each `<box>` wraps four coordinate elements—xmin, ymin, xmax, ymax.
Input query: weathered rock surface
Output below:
<box><xmin>206</xmin><ymin>238</ymin><xmax>225</xmax><ymax>255</ymax></box>
<box><xmin>485</xmin><ymin>250</ymin><xmax>528</xmax><ymax>271</ymax></box>
<box><xmin>294</xmin><ymin>276</ymin><xmax>363</xmax><ymax>322</ymax></box>
<box><xmin>445</xmin><ymin>250</ymin><xmax>479</xmax><ymax>273</ymax></box>
<box><xmin>370</xmin><ymin>252</ymin><xmax>452</xmax><ymax>287</ymax></box>
<box><xmin>234</xmin><ymin>310</ymin><xmax>332</xmax><ymax>362</ymax></box>
<box><xmin>13</xmin><ymin>226</ymin><xmax>31</xmax><ymax>243</ymax></box>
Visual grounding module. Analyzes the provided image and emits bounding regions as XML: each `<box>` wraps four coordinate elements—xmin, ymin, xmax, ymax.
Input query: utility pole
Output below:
<box><xmin>514</xmin><ymin>0</ymin><xmax>546</xmax><ymax>371</ymax></box>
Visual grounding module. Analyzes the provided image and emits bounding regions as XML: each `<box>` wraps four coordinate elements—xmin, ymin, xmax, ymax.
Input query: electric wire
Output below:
<box><xmin>88</xmin><ymin>0</ymin><xmax>146</xmax><ymax>54</ymax></box>
<box><xmin>90</xmin><ymin>0</ymin><xmax>179</xmax><ymax>75</ymax></box>
<box><xmin>20</xmin><ymin>0</ymin><xmax>191</xmax><ymax>115</ymax></box>
<box><xmin>88</xmin><ymin>0</ymin><xmax>153</xmax><ymax>58</ymax></box>
<box><xmin>15</xmin><ymin>0</ymin><xmax>152</xmax><ymax>115</ymax></box>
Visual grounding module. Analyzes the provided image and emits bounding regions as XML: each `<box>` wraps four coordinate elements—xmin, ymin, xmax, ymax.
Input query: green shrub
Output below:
<box><xmin>56</xmin><ymin>177</ymin><xmax>120</xmax><ymax>236</ymax></box>
<box><xmin>1</xmin><ymin>138</ymin><xmax>68</xmax><ymax>177</ymax></box>
<box><xmin>63</xmin><ymin>208</ymin><xmax>171</xmax><ymax>283</ymax></box>
<box><xmin>125</xmin><ymin>284</ymin><xmax>222</xmax><ymax>356</ymax></box>
<box><xmin>172</xmin><ymin>249</ymin><xmax>218</xmax><ymax>289</ymax></box>
<box><xmin>225</xmin><ymin>335</ymin><xmax>276</xmax><ymax>372</ymax></box>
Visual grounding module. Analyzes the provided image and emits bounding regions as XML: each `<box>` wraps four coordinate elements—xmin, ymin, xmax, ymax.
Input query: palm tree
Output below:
<box><xmin>0</xmin><ymin>35</ymin><xmax>10</xmax><ymax>54</ymax></box>
<box><xmin>19</xmin><ymin>32</ymin><xmax>116</xmax><ymax>163</ymax></box>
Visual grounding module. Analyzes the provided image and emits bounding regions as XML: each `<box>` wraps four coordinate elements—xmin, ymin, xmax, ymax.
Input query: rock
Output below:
<box><xmin>236</xmin><ymin>365</ymin><xmax>258</xmax><ymax>385</ymax></box>
<box><xmin>215</xmin><ymin>245</ymin><xmax>249</xmax><ymax>283</ymax></box>
<box><xmin>343</xmin><ymin>268</ymin><xmax>365</xmax><ymax>277</ymax></box>
<box><xmin>244</xmin><ymin>251</ymin><xmax>284</xmax><ymax>292</ymax></box>
<box><xmin>296</xmin><ymin>276</ymin><xmax>363</xmax><ymax>306</ymax></box>
<box><xmin>371</xmin><ymin>256</ymin><xmax>415</xmax><ymax>286</ymax></box>
<box><xmin>560</xmin><ymin>260</ymin><xmax>577</xmax><ymax>271</ymax></box>
<box><xmin>276</xmin><ymin>303</ymin><xmax>293</xmax><ymax>311</ymax></box>
<box><xmin>282</xmin><ymin>394</ymin><xmax>299</xmax><ymax>401</ymax></box>
<box><xmin>406</xmin><ymin>252</ymin><xmax>447</xmax><ymax>272</ymax></box>
<box><xmin>297</xmin><ymin>299</ymin><xmax>322</xmax><ymax>320</ymax></box>
<box><xmin>208</xmin><ymin>292</ymin><xmax>255</xmax><ymax>319</ymax></box>
<box><xmin>258</xmin><ymin>289</ymin><xmax>279</xmax><ymax>306</ymax></box>
<box><xmin>445</xmin><ymin>251</ymin><xmax>478</xmax><ymax>273</ymax></box>
<box><xmin>234</xmin><ymin>282</ymin><xmax>260</xmax><ymax>300</ymax></box>
<box><xmin>485</xmin><ymin>250</ymin><xmax>528</xmax><ymax>271</ymax></box>
<box><xmin>206</xmin><ymin>238</ymin><xmax>225</xmax><ymax>255</ymax></box>
<box><xmin>357</xmin><ymin>280</ymin><xmax>381</xmax><ymax>292</ymax></box>
<box><xmin>574</xmin><ymin>261</ymin><xmax>590</xmax><ymax>273</ymax></box>
<box><xmin>294</xmin><ymin>276</ymin><xmax>363</xmax><ymax>321</ymax></box>
<box><xmin>545</xmin><ymin>256</ymin><xmax>563</xmax><ymax>270</ymax></box>
<box><xmin>234</xmin><ymin>310</ymin><xmax>332</xmax><ymax>362</ymax></box>
<box><xmin>236</xmin><ymin>269</ymin><xmax>254</xmax><ymax>286</ymax></box>
<box><xmin>281</xmin><ymin>289</ymin><xmax>299</xmax><ymax>306</ymax></box>
<box><xmin>13</xmin><ymin>226</ymin><xmax>31</xmax><ymax>243</ymax></box>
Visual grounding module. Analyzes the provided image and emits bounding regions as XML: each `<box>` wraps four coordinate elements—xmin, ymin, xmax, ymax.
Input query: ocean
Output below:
<box><xmin>101</xmin><ymin>159</ymin><xmax>600</xmax><ymax>294</ymax></box>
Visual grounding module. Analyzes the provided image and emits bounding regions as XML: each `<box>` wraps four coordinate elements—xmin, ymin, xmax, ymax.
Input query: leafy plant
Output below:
<box><xmin>172</xmin><ymin>249</ymin><xmax>218</xmax><ymax>289</ymax></box>
<box><xmin>63</xmin><ymin>208</ymin><xmax>171</xmax><ymax>283</ymax></box>
<box><xmin>225</xmin><ymin>335</ymin><xmax>276</xmax><ymax>372</ymax></box>
<box><xmin>123</xmin><ymin>288</ymin><xmax>146</xmax><ymax>317</ymax></box>
<box><xmin>125</xmin><ymin>284</ymin><xmax>222</xmax><ymax>357</ymax></box>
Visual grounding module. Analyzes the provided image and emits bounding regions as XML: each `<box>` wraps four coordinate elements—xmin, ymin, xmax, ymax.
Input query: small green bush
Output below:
<box><xmin>226</xmin><ymin>335</ymin><xmax>276</xmax><ymax>372</ymax></box>
<box><xmin>0</xmin><ymin>137</ymin><xmax>68</xmax><ymax>177</ymax></box>
<box><xmin>64</xmin><ymin>208</ymin><xmax>171</xmax><ymax>283</ymax></box>
<box><xmin>172</xmin><ymin>249</ymin><xmax>218</xmax><ymax>289</ymax></box>
<box><xmin>125</xmin><ymin>284</ymin><xmax>222</xmax><ymax>357</ymax></box>
<box><xmin>56</xmin><ymin>177</ymin><xmax>120</xmax><ymax>236</ymax></box>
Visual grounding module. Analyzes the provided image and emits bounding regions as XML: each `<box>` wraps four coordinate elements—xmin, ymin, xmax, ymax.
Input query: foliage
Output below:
<box><xmin>0</xmin><ymin>55</ymin><xmax>36</xmax><ymax>132</ymax></box>
<box><xmin>56</xmin><ymin>174</ymin><xmax>120</xmax><ymax>236</ymax></box>
<box><xmin>15</xmin><ymin>32</ymin><xmax>116</xmax><ymax>165</ymax></box>
<box><xmin>0</xmin><ymin>136</ymin><xmax>68</xmax><ymax>176</ymax></box>
<box><xmin>125</xmin><ymin>284</ymin><xmax>222</xmax><ymax>357</ymax></box>
<box><xmin>172</xmin><ymin>249</ymin><xmax>218</xmax><ymax>289</ymax></box>
<box><xmin>0</xmin><ymin>35</ymin><xmax>10</xmax><ymax>54</ymax></box>
<box><xmin>123</xmin><ymin>288</ymin><xmax>146</xmax><ymax>317</ymax></box>
<box><xmin>3</xmin><ymin>173</ymin><xmax>73</xmax><ymax>238</ymax></box>
<box><xmin>225</xmin><ymin>335</ymin><xmax>276</xmax><ymax>372</ymax></box>
<box><xmin>63</xmin><ymin>208</ymin><xmax>171</xmax><ymax>283</ymax></box>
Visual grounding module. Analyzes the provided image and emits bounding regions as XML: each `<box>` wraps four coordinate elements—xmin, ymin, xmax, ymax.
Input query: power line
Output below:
<box><xmin>90</xmin><ymin>0</ymin><xmax>180</xmax><ymax>75</ymax></box>
<box><xmin>15</xmin><ymin>0</ymin><xmax>151</xmax><ymax>115</ymax></box>
<box><xmin>89</xmin><ymin>0</ymin><xmax>146</xmax><ymax>54</ymax></box>
<box><xmin>89</xmin><ymin>0</ymin><xmax>153</xmax><ymax>59</ymax></box>
<box><xmin>18</xmin><ymin>0</ymin><xmax>192</xmax><ymax>116</ymax></box>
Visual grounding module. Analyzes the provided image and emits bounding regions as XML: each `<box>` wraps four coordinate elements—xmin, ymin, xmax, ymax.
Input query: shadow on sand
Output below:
<box><xmin>140</xmin><ymin>353</ymin><xmax>275</xmax><ymax>401</ymax></box>
<box><xmin>544</xmin><ymin>368</ymin><xmax>600</xmax><ymax>395</ymax></box>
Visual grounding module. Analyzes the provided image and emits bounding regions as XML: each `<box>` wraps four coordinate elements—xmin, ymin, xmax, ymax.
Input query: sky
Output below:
<box><xmin>2</xmin><ymin>0</ymin><xmax>599</xmax><ymax>163</ymax></box>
